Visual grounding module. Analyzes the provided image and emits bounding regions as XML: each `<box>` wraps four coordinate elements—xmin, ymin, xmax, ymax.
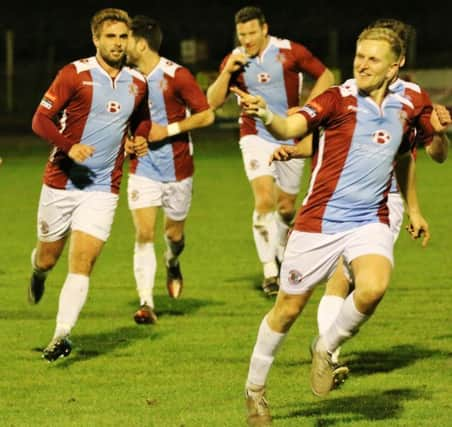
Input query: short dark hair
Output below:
<box><xmin>131</xmin><ymin>15</ymin><xmax>163</xmax><ymax>52</ymax></box>
<box><xmin>370</xmin><ymin>18</ymin><xmax>415</xmax><ymax>54</ymax></box>
<box><xmin>234</xmin><ymin>6</ymin><xmax>266</xmax><ymax>25</ymax></box>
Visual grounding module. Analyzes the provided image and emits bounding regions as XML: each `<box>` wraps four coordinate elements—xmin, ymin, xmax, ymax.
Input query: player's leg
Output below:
<box><xmin>317</xmin><ymin>257</ymin><xmax>351</xmax><ymax>366</ymax></box>
<box><xmin>245</xmin><ymin>229</ymin><xmax>339</xmax><ymax>422</ymax></box>
<box><xmin>239</xmin><ymin>135</ymin><xmax>280</xmax><ymax>296</ymax></box>
<box><xmin>164</xmin><ymin>217</ymin><xmax>186</xmax><ymax>298</ymax></box>
<box><xmin>313</xmin><ymin>223</ymin><xmax>393</xmax><ymax>394</ymax></box>
<box><xmin>388</xmin><ymin>191</ymin><xmax>404</xmax><ymax>242</ymax></box>
<box><xmin>29</xmin><ymin>239</ymin><xmax>66</xmax><ymax>304</ymax></box>
<box><xmin>250</xmin><ymin>175</ymin><xmax>279</xmax><ymax>295</ymax></box>
<box><xmin>321</xmin><ymin>253</ymin><xmax>392</xmax><ymax>353</ymax></box>
<box><xmin>162</xmin><ymin>177</ymin><xmax>192</xmax><ymax>299</ymax></box>
<box><xmin>28</xmin><ymin>185</ymin><xmax>71</xmax><ymax>304</ymax></box>
<box><xmin>42</xmin><ymin>191</ymin><xmax>117</xmax><ymax>361</ymax></box>
<box><xmin>246</xmin><ymin>289</ymin><xmax>313</xmax><ymax>426</ymax></box>
<box><xmin>274</xmin><ymin>157</ymin><xmax>304</xmax><ymax>263</ymax></box>
<box><xmin>130</xmin><ymin>207</ymin><xmax>159</xmax><ymax>323</ymax></box>
<box><xmin>274</xmin><ymin>188</ymin><xmax>296</xmax><ymax>263</ymax></box>
<box><xmin>128</xmin><ymin>174</ymin><xmax>163</xmax><ymax>323</ymax></box>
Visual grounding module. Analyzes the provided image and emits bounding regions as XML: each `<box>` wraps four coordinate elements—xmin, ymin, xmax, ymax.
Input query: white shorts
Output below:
<box><xmin>127</xmin><ymin>174</ymin><xmax>193</xmax><ymax>221</ymax></box>
<box><xmin>388</xmin><ymin>192</ymin><xmax>404</xmax><ymax>242</ymax></box>
<box><xmin>37</xmin><ymin>184</ymin><xmax>119</xmax><ymax>242</ymax></box>
<box><xmin>239</xmin><ymin>135</ymin><xmax>304</xmax><ymax>195</ymax></box>
<box><xmin>280</xmin><ymin>223</ymin><xmax>394</xmax><ymax>295</ymax></box>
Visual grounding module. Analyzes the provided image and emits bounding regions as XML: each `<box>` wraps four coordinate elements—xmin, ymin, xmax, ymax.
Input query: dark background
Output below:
<box><xmin>1</xmin><ymin>1</ymin><xmax>451</xmax><ymax>126</ymax></box>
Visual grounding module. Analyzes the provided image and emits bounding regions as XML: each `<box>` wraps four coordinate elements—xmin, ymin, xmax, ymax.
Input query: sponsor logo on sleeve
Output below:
<box><xmin>40</xmin><ymin>97</ymin><xmax>53</xmax><ymax>110</ymax></box>
<box><xmin>301</xmin><ymin>105</ymin><xmax>318</xmax><ymax>118</ymax></box>
<box><xmin>129</xmin><ymin>82</ymin><xmax>138</xmax><ymax>96</ymax></box>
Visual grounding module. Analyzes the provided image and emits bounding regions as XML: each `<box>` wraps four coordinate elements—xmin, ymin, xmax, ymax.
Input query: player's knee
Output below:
<box><xmin>272</xmin><ymin>301</ymin><xmax>302</xmax><ymax>330</ymax></box>
<box><xmin>355</xmin><ymin>284</ymin><xmax>386</xmax><ymax>307</ymax></box>
<box><xmin>254</xmin><ymin>194</ymin><xmax>275</xmax><ymax>212</ymax></box>
<box><xmin>166</xmin><ymin>229</ymin><xmax>184</xmax><ymax>242</ymax></box>
<box><xmin>136</xmin><ymin>227</ymin><xmax>155</xmax><ymax>242</ymax></box>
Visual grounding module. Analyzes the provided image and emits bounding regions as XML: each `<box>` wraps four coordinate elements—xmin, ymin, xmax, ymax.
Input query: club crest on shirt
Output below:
<box><xmin>128</xmin><ymin>83</ymin><xmax>138</xmax><ymax>96</ymax></box>
<box><xmin>288</xmin><ymin>269</ymin><xmax>303</xmax><ymax>285</ymax></box>
<box><xmin>257</xmin><ymin>72</ymin><xmax>271</xmax><ymax>83</ymax></box>
<box><xmin>399</xmin><ymin>110</ymin><xmax>408</xmax><ymax>124</ymax></box>
<box><xmin>107</xmin><ymin>101</ymin><xmax>121</xmax><ymax>113</ymax></box>
<box><xmin>249</xmin><ymin>159</ymin><xmax>260</xmax><ymax>170</ymax></box>
<box><xmin>39</xmin><ymin>220</ymin><xmax>49</xmax><ymax>235</ymax></box>
<box><xmin>372</xmin><ymin>129</ymin><xmax>392</xmax><ymax>144</ymax></box>
<box><xmin>276</xmin><ymin>53</ymin><xmax>286</xmax><ymax>64</ymax></box>
<box><xmin>160</xmin><ymin>78</ymin><xmax>168</xmax><ymax>91</ymax></box>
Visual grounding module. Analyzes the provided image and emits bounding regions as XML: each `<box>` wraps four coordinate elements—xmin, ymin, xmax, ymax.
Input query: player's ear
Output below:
<box><xmin>386</xmin><ymin>62</ymin><xmax>399</xmax><ymax>81</ymax></box>
<box><xmin>262</xmin><ymin>23</ymin><xmax>269</xmax><ymax>37</ymax></box>
<box><xmin>92</xmin><ymin>35</ymin><xmax>99</xmax><ymax>49</ymax></box>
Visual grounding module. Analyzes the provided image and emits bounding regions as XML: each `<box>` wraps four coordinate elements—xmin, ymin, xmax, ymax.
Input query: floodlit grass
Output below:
<box><xmin>0</xmin><ymin>128</ymin><xmax>451</xmax><ymax>426</ymax></box>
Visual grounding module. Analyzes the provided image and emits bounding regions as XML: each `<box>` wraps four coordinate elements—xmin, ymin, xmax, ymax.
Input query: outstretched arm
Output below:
<box><xmin>230</xmin><ymin>86</ymin><xmax>310</xmax><ymax>141</ymax></box>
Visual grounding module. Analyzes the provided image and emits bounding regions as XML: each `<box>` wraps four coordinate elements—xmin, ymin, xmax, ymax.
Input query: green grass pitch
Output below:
<box><xmin>0</xmin><ymin>128</ymin><xmax>451</xmax><ymax>426</ymax></box>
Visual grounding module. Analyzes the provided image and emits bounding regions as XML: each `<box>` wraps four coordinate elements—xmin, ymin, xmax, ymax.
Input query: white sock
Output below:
<box><xmin>263</xmin><ymin>261</ymin><xmax>279</xmax><ymax>279</ymax></box>
<box><xmin>317</xmin><ymin>295</ymin><xmax>345</xmax><ymax>335</ymax></box>
<box><xmin>54</xmin><ymin>273</ymin><xmax>89</xmax><ymax>338</ymax></box>
<box><xmin>246</xmin><ymin>315</ymin><xmax>286</xmax><ymax>388</ymax></box>
<box><xmin>134</xmin><ymin>242</ymin><xmax>156</xmax><ymax>308</ymax></box>
<box><xmin>318</xmin><ymin>295</ymin><xmax>345</xmax><ymax>364</ymax></box>
<box><xmin>322</xmin><ymin>291</ymin><xmax>368</xmax><ymax>354</ymax></box>
<box><xmin>275</xmin><ymin>211</ymin><xmax>291</xmax><ymax>262</ymax></box>
<box><xmin>252</xmin><ymin>211</ymin><xmax>278</xmax><ymax>274</ymax></box>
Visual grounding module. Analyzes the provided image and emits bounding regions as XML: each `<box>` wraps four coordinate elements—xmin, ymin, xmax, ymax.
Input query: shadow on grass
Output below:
<box><xmin>279</xmin><ymin>387</ymin><xmax>428</xmax><ymax>425</ymax></box>
<box><xmin>284</xmin><ymin>343</ymin><xmax>450</xmax><ymax>371</ymax></box>
<box><xmin>345</xmin><ymin>344</ymin><xmax>451</xmax><ymax>375</ymax></box>
<box><xmin>33</xmin><ymin>297</ymin><xmax>215</xmax><ymax>366</ymax></box>
<box><xmin>221</xmin><ymin>274</ymin><xmax>276</xmax><ymax>300</ymax></box>
<box><xmin>128</xmin><ymin>295</ymin><xmax>223</xmax><ymax>318</ymax></box>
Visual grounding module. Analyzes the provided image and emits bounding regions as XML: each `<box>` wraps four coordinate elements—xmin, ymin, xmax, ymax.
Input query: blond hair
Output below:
<box><xmin>357</xmin><ymin>26</ymin><xmax>404</xmax><ymax>62</ymax></box>
<box><xmin>90</xmin><ymin>8</ymin><xmax>131</xmax><ymax>38</ymax></box>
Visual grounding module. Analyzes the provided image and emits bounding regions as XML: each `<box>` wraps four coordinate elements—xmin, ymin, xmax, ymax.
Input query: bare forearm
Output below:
<box><xmin>207</xmin><ymin>71</ymin><xmax>232</xmax><ymax>109</ymax></box>
<box><xmin>178</xmin><ymin>108</ymin><xmax>215</xmax><ymax>132</ymax></box>
<box><xmin>396</xmin><ymin>153</ymin><xmax>420</xmax><ymax>214</ymax></box>
<box><xmin>265</xmin><ymin>113</ymin><xmax>308</xmax><ymax>140</ymax></box>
